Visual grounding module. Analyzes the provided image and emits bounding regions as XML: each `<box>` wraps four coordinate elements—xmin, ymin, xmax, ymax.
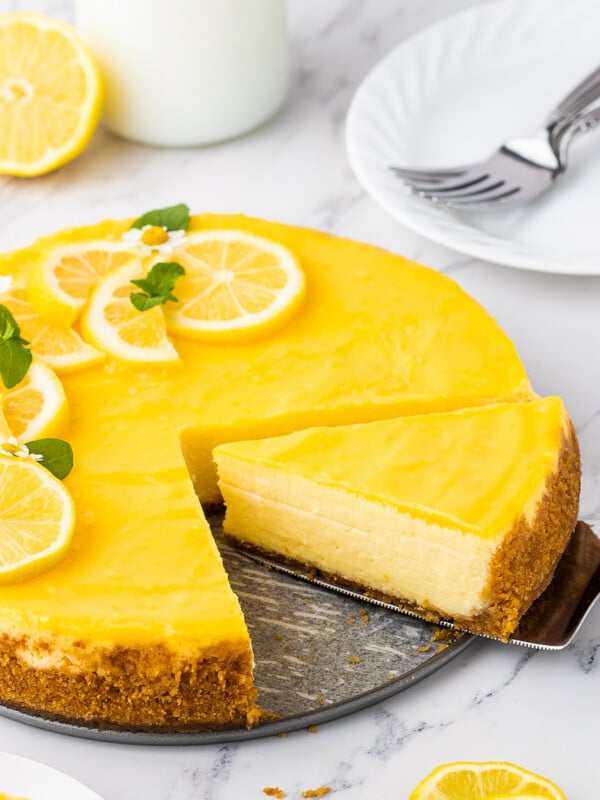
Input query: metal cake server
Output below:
<box><xmin>236</xmin><ymin>520</ymin><xmax>600</xmax><ymax>651</ymax></box>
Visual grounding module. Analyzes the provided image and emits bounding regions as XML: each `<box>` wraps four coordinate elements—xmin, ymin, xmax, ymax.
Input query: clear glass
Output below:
<box><xmin>74</xmin><ymin>0</ymin><xmax>290</xmax><ymax>146</ymax></box>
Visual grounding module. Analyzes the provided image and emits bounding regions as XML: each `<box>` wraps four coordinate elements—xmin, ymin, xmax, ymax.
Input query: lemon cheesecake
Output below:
<box><xmin>0</xmin><ymin>212</ymin><xmax>579</xmax><ymax>729</ymax></box>
<box><xmin>216</xmin><ymin>398</ymin><xmax>580</xmax><ymax>640</ymax></box>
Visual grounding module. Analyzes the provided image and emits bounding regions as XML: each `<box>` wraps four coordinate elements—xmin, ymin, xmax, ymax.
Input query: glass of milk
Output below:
<box><xmin>73</xmin><ymin>0</ymin><xmax>289</xmax><ymax>146</ymax></box>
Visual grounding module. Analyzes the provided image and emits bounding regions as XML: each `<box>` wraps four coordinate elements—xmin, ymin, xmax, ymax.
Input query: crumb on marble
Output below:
<box><xmin>347</xmin><ymin>656</ymin><xmax>360</xmax><ymax>664</ymax></box>
<box><xmin>302</xmin><ymin>787</ymin><xmax>332</xmax><ymax>797</ymax></box>
<box><xmin>308</xmin><ymin>725</ymin><xmax>318</xmax><ymax>733</ymax></box>
<box><xmin>316</xmin><ymin>694</ymin><xmax>325</xmax><ymax>705</ymax></box>
<box><xmin>263</xmin><ymin>788</ymin><xmax>286</xmax><ymax>798</ymax></box>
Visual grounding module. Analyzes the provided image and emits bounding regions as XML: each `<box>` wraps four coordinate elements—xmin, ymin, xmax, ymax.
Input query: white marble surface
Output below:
<box><xmin>0</xmin><ymin>1</ymin><xmax>598</xmax><ymax>798</ymax></box>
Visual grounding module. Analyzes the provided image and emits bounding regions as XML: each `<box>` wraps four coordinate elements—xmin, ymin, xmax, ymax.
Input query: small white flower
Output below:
<box><xmin>0</xmin><ymin>275</ymin><xmax>13</xmax><ymax>294</ymax></box>
<box><xmin>121</xmin><ymin>225</ymin><xmax>186</xmax><ymax>257</ymax></box>
<box><xmin>0</xmin><ymin>437</ymin><xmax>43</xmax><ymax>462</ymax></box>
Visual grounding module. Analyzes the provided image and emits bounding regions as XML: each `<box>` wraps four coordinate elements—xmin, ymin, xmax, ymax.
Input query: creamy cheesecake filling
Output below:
<box><xmin>219</xmin><ymin>479</ymin><xmax>498</xmax><ymax>618</ymax></box>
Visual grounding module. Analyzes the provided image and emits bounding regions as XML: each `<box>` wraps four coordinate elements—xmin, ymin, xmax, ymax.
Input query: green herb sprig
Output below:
<box><xmin>131</xmin><ymin>203</ymin><xmax>190</xmax><ymax>232</ymax></box>
<box><xmin>130</xmin><ymin>262</ymin><xmax>186</xmax><ymax>312</ymax></box>
<box><xmin>26</xmin><ymin>438</ymin><xmax>74</xmax><ymax>480</ymax></box>
<box><xmin>0</xmin><ymin>304</ymin><xmax>32</xmax><ymax>388</ymax></box>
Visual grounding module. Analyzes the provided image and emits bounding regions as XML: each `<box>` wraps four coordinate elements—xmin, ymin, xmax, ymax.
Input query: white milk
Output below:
<box><xmin>74</xmin><ymin>0</ymin><xmax>289</xmax><ymax>146</ymax></box>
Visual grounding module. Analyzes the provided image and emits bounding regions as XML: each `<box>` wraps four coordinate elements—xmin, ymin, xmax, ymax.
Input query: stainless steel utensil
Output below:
<box><xmin>237</xmin><ymin>520</ymin><xmax>600</xmax><ymax>651</ymax></box>
<box><xmin>390</xmin><ymin>65</ymin><xmax>600</xmax><ymax>209</ymax></box>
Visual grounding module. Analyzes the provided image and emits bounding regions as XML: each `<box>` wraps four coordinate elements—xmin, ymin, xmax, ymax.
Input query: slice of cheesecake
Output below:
<box><xmin>216</xmin><ymin>397</ymin><xmax>580</xmax><ymax>640</ymax></box>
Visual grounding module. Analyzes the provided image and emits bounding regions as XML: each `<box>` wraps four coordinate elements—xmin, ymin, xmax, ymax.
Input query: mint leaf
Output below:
<box><xmin>0</xmin><ymin>304</ymin><xmax>32</xmax><ymax>388</ymax></box>
<box><xmin>130</xmin><ymin>293</ymin><xmax>165</xmax><ymax>312</ymax></box>
<box><xmin>131</xmin><ymin>261</ymin><xmax>184</xmax><ymax>296</ymax></box>
<box><xmin>130</xmin><ymin>261</ymin><xmax>185</xmax><ymax>312</ymax></box>
<box><xmin>0</xmin><ymin>338</ymin><xmax>32</xmax><ymax>388</ymax></box>
<box><xmin>0</xmin><ymin>304</ymin><xmax>21</xmax><ymax>341</ymax></box>
<box><xmin>26</xmin><ymin>438</ymin><xmax>73</xmax><ymax>480</ymax></box>
<box><xmin>131</xmin><ymin>203</ymin><xmax>190</xmax><ymax>232</ymax></box>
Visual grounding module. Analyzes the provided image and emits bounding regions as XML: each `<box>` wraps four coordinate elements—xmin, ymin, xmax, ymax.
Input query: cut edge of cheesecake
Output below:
<box><xmin>215</xmin><ymin>398</ymin><xmax>581</xmax><ymax>641</ymax></box>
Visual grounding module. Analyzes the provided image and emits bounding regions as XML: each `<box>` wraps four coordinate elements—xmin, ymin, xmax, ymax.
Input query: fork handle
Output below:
<box><xmin>546</xmin><ymin>65</ymin><xmax>600</xmax><ymax>126</ymax></box>
<box><xmin>552</xmin><ymin>104</ymin><xmax>600</xmax><ymax>164</ymax></box>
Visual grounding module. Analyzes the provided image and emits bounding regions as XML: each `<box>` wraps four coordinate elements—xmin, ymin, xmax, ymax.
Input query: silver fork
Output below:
<box><xmin>391</xmin><ymin>65</ymin><xmax>600</xmax><ymax>210</ymax></box>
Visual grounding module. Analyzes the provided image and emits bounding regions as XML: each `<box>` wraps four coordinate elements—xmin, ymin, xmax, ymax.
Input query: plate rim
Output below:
<box><xmin>0</xmin><ymin>750</ymin><xmax>104</xmax><ymax>799</ymax></box>
<box><xmin>345</xmin><ymin>0</ymin><xmax>600</xmax><ymax>276</ymax></box>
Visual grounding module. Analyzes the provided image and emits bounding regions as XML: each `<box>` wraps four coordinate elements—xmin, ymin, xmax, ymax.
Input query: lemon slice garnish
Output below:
<box><xmin>0</xmin><ymin>12</ymin><xmax>103</xmax><ymax>177</ymax></box>
<box><xmin>27</xmin><ymin>241</ymin><xmax>139</xmax><ymax>327</ymax></box>
<box><xmin>0</xmin><ymin>454</ymin><xmax>75</xmax><ymax>584</ymax></box>
<box><xmin>409</xmin><ymin>761</ymin><xmax>567</xmax><ymax>800</ymax></box>
<box><xmin>3</xmin><ymin>359</ymin><xmax>68</xmax><ymax>442</ymax></box>
<box><xmin>165</xmin><ymin>230</ymin><xmax>306</xmax><ymax>341</ymax></box>
<box><xmin>1</xmin><ymin>287</ymin><xmax>104</xmax><ymax>373</ymax></box>
<box><xmin>81</xmin><ymin>259</ymin><xmax>180</xmax><ymax>364</ymax></box>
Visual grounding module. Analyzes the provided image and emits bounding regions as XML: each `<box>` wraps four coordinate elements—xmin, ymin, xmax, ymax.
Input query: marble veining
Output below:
<box><xmin>0</xmin><ymin>1</ymin><xmax>598</xmax><ymax>798</ymax></box>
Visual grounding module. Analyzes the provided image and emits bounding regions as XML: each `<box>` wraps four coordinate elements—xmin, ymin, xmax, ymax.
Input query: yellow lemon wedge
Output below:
<box><xmin>1</xmin><ymin>287</ymin><xmax>104</xmax><ymax>373</ymax></box>
<box><xmin>408</xmin><ymin>762</ymin><xmax>567</xmax><ymax>800</ymax></box>
<box><xmin>3</xmin><ymin>359</ymin><xmax>68</xmax><ymax>441</ymax></box>
<box><xmin>0</xmin><ymin>454</ymin><xmax>75</xmax><ymax>584</ymax></box>
<box><xmin>0</xmin><ymin>12</ymin><xmax>103</xmax><ymax>177</ymax></box>
<box><xmin>27</xmin><ymin>241</ymin><xmax>138</xmax><ymax>327</ymax></box>
<box><xmin>165</xmin><ymin>229</ymin><xmax>306</xmax><ymax>341</ymax></box>
<box><xmin>81</xmin><ymin>259</ymin><xmax>180</xmax><ymax>364</ymax></box>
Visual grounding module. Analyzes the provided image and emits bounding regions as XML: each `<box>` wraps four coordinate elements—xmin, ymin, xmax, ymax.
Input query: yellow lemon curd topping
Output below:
<box><xmin>0</xmin><ymin>213</ymin><xmax>534</xmax><ymax>650</ymax></box>
<box><xmin>217</xmin><ymin>398</ymin><xmax>568</xmax><ymax>538</ymax></box>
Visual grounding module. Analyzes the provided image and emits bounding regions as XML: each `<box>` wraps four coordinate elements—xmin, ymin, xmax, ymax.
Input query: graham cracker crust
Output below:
<box><xmin>0</xmin><ymin>635</ymin><xmax>260</xmax><ymax>731</ymax></box>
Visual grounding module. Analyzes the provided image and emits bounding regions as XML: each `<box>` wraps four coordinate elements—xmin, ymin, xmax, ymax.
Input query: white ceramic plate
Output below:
<box><xmin>0</xmin><ymin>752</ymin><xmax>103</xmax><ymax>800</ymax></box>
<box><xmin>346</xmin><ymin>0</ymin><xmax>600</xmax><ymax>275</ymax></box>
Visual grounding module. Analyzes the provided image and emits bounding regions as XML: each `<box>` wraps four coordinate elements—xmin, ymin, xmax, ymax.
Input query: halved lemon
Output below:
<box><xmin>0</xmin><ymin>287</ymin><xmax>104</xmax><ymax>373</ymax></box>
<box><xmin>0</xmin><ymin>12</ymin><xmax>103</xmax><ymax>177</ymax></box>
<box><xmin>409</xmin><ymin>762</ymin><xmax>566</xmax><ymax>800</ymax></box>
<box><xmin>165</xmin><ymin>230</ymin><xmax>306</xmax><ymax>341</ymax></box>
<box><xmin>3</xmin><ymin>359</ymin><xmax>68</xmax><ymax>441</ymax></box>
<box><xmin>81</xmin><ymin>259</ymin><xmax>180</xmax><ymax>363</ymax></box>
<box><xmin>28</xmin><ymin>241</ymin><xmax>139</xmax><ymax>327</ymax></box>
<box><xmin>0</xmin><ymin>454</ymin><xmax>75</xmax><ymax>584</ymax></box>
